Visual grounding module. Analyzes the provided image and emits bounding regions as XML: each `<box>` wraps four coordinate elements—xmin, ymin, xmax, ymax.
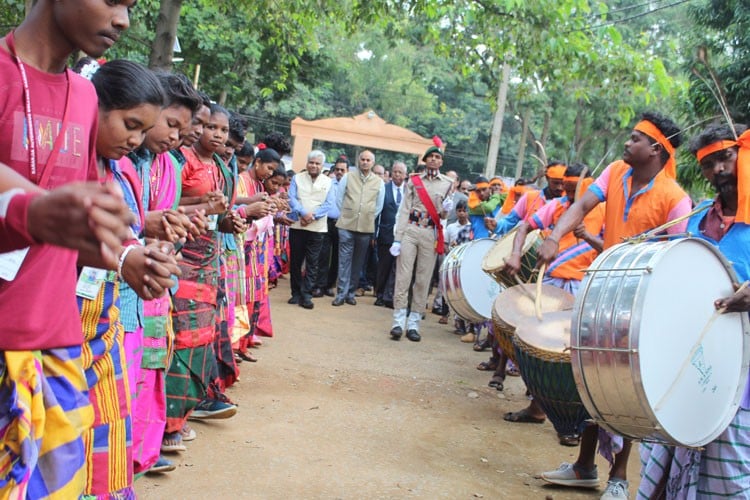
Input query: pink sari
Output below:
<box><xmin>124</xmin><ymin>152</ymin><xmax>179</xmax><ymax>473</ymax></box>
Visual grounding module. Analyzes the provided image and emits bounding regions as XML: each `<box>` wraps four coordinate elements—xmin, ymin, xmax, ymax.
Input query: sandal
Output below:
<box><xmin>161</xmin><ymin>432</ymin><xmax>186</xmax><ymax>453</ymax></box>
<box><xmin>558</xmin><ymin>433</ymin><xmax>581</xmax><ymax>447</ymax></box>
<box><xmin>180</xmin><ymin>424</ymin><xmax>196</xmax><ymax>442</ymax></box>
<box><xmin>506</xmin><ymin>361</ymin><xmax>521</xmax><ymax>377</ymax></box>
<box><xmin>473</xmin><ymin>336</ymin><xmax>492</xmax><ymax>352</ymax></box>
<box><xmin>503</xmin><ymin>408</ymin><xmax>546</xmax><ymax>424</ymax></box>
<box><xmin>488</xmin><ymin>375</ymin><xmax>504</xmax><ymax>391</ymax></box>
<box><xmin>476</xmin><ymin>359</ymin><xmax>499</xmax><ymax>371</ymax></box>
<box><xmin>438</xmin><ymin>316</ymin><xmax>449</xmax><ymax>324</ymax></box>
<box><xmin>236</xmin><ymin>351</ymin><xmax>258</xmax><ymax>362</ymax></box>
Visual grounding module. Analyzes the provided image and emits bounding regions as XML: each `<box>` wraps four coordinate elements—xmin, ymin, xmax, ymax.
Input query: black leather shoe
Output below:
<box><xmin>406</xmin><ymin>329</ymin><xmax>421</xmax><ymax>342</ymax></box>
<box><xmin>374</xmin><ymin>298</ymin><xmax>385</xmax><ymax>307</ymax></box>
<box><xmin>384</xmin><ymin>301</ymin><xmax>394</xmax><ymax>309</ymax></box>
<box><xmin>390</xmin><ymin>326</ymin><xmax>403</xmax><ymax>340</ymax></box>
<box><xmin>300</xmin><ymin>299</ymin><xmax>314</xmax><ymax>309</ymax></box>
<box><xmin>288</xmin><ymin>296</ymin><xmax>299</xmax><ymax>305</ymax></box>
<box><xmin>332</xmin><ymin>298</ymin><xmax>345</xmax><ymax>306</ymax></box>
<box><xmin>311</xmin><ymin>288</ymin><xmax>324</xmax><ymax>298</ymax></box>
<box><xmin>324</xmin><ymin>288</ymin><xmax>335</xmax><ymax>297</ymax></box>
<box><xmin>345</xmin><ymin>297</ymin><xmax>357</xmax><ymax>306</ymax></box>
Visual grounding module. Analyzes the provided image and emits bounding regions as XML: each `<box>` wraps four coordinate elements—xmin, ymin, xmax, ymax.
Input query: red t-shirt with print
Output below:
<box><xmin>0</xmin><ymin>44</ymin><xmax>99</xmax><ymax>350</ymax></box>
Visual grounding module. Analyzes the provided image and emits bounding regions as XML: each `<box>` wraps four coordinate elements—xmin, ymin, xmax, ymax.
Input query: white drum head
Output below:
<box><xmin>638</xmin><ymin>239</ymin><xmax>749</xmax><ymax>446</ymax></box>
<box><xmin>494</xmin><ymin>284</ymin><xmax>575</xmax><ymax>329</ymax></box>
<box><xmin>451</xmin><ymin>239</ymin><xmax>502</xmax><ymax>320</ymax></box>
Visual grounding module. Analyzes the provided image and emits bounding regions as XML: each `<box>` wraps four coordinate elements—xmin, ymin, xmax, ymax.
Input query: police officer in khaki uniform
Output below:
<box><xmin>389</xmin><ymin>145</ymin><xmax>454</xmax><ymax>341</ymax></box>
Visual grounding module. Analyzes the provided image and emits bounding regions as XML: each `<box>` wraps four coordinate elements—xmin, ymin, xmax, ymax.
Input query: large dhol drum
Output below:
<box><xmin>572</xmin><ymin>238</ymin><xmax>750</xmax><ymax>447</ymax></box>
<box><xmin>440</xmin><ymin>239</ymin><xmax>503</xmax><ymax>323</ymax></box>
<box><xmin>492</xmin><ymin>284</ymin><xmax>575</xmax><ymax>363</ymax></box>
<box><xmin>482</xmin><ymin>229</ymin><xmax>543</xmax><ymax>288</ymax></box>
<box><xmin>514</xmin><ymin>311</ymin><xmax>590</xmax><ymax>437</ymax></box>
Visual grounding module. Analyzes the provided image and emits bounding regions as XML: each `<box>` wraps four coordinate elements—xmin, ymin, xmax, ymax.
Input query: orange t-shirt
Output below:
<box><xmin>589</xmin><ymin>160</ymin><xmax>691</xmax><ymax>249</ymax></box>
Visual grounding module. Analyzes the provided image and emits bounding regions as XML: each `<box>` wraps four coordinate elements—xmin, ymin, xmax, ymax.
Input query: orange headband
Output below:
<box><xmin>475</xmin><ymin>182</ymin><xmax>489</xmax><ymax>189</ymax></box>
<box><xmin>696</xmin><ymin>130</ymin><xmax>750</xmax><ymax>224</ymax></box>
<box><xmin>489</xmin><ymin>178</ymin><xmax>504</xmax><ymax>186</ymax></box>
<box><xmin>546</xmin><ymin>165</ymin><xmax>566</xmax><ymax>179</ymax></box>
<box><xmin>634</xmin><ymin>120</ymin><xmax>677</xmax><ymax>179</ymax></box>
<box><xmin>696</xmin><ymin>140</ymin><xmax>738</xmax><ymax>162</ymax></box>
<box><xmin>563</xmin><ymin>176</ymin><xmax>580</xmax><ymax>184</ymax></box>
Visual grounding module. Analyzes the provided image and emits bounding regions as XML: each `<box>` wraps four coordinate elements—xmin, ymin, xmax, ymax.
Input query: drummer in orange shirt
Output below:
<box><xmin>502</xmin><ymin>163</ymin><xmax>605</xmax><ymax>446</ymax></box>
<box><xmin>535</xmin><ymin>112</ymin><xmax>691</xmax><ymax>499</ymax></box>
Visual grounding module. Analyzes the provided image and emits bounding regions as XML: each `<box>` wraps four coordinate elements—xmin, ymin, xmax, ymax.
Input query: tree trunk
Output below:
<box><xmin>540</xmin><ymin>111</ymin><xmax>551</xmax><ymax>152</ymax></box>
<box><xmin>515</xmin><ymin>108</ymin><xmax>530</xmax><ymax>180</ymax></box>
<box><xmin>218</xmin><ymin>90</ymin><xmax>228</xmax><ymax>106</ymax></box>
<box><xmin>148</xmin><ymin>0</ymin><xmax>183</xmax><ymax>70</ymax></box>
<box><xmin>484</xmin><ymin>62</ymin><xmax>511</xmax><ymax>179</ymax></box>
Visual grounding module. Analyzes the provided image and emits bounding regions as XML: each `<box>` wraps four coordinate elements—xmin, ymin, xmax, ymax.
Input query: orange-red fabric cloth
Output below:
<box><xmin>593</xmin><ymin>160</ymin><xmax>689</xmax><ymax>249</ymax></box>
<box><xmin>695</xmin><ymin>129</ymin><xmax>750</xmax><ymax>224</ymax></box>
<box><xmin>501</xmin><ymin>185</ymin><xmax>532</xmax><ymax>214</ymax></box>
<box><xmin>634</xmin><ymin>120</ymin><xmax>676</xmax><ymax>180</ymax></box>
<box><xmin>546</xmin><ymin>165</ymin><xmax>566</xmax><ymax>179</ymax></box>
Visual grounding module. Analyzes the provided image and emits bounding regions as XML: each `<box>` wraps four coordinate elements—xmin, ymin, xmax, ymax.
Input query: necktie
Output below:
<box><xmin>396</xmin><ymin>187</ymin><xmax>402</xmax><ymax>205</ymax></box>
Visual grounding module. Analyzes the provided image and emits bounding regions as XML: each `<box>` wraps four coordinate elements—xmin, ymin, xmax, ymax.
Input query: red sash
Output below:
<box><xmin>410</xmin><ymin>174</ymin><xmax>445</xmax><ymax>255</ymax></box>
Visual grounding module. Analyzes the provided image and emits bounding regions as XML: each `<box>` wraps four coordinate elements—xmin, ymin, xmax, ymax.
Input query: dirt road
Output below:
<box><xmin>136</xmin><ymin>280</ymin><xmax>640</xmax><ymax>499</ymax></box>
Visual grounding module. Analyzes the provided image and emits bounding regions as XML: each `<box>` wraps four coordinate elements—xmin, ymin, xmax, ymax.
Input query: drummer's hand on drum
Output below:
<box><xmin>503</xmin><ymin>252</ymin><xmax>522</xmax><ymax>276</ymax></box>
<box><xmin>536</xmin><ymin>237</ymin><xmax>560</xmax><ymax>268</ymax></box>
<box><xmin>715</xmin><ymin>282</ymin><xmax>750</xmax><ymax>313</ymax></box>
<box><xmin>484</xmin><ymin>216</ymin><xmax>497</xmax><ymax>233</ymax></box>
<box><xmin>573</xmin><ymin>223</ymin><xmax>588</xmax><ymax>240</ymax></box>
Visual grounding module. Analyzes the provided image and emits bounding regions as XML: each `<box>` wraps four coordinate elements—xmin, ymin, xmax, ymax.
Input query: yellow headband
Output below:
<box><xmin>634</xmin><ymin>120</ymin><xmax>676</xmax><ymax>179</ymax></box>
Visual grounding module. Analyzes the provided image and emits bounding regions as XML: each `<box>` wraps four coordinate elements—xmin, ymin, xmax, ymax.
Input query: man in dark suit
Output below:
<box><xmin>374</xmin><ymin>161</ymin><xmax>407</xmax><ymax>307</ymax></box>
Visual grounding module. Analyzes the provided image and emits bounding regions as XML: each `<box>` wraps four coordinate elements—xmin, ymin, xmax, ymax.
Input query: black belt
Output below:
<box><xmin>408</xmin><ymin>210</ymin><xmax>435</xmax><ymax>228</ymax></box>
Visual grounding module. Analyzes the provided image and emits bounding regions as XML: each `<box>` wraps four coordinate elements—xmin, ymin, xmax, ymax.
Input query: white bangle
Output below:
<box><xmin>117</xmin><ymin>245</ymin><xmax>137</xmax><ymax>277</ymax></box>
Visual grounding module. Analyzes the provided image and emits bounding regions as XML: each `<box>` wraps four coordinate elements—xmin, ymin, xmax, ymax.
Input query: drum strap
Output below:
<box><xmin>411</xmin><ymin>174</ymin><xmax>445</xmax><ymax>255</ymax></box>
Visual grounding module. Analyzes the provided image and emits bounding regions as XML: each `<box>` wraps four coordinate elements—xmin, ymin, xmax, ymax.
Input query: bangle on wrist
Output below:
<box><xmin>117</xmin><ymin>245</ymin><xmax>137</xmax><ymax>277</ymax></box>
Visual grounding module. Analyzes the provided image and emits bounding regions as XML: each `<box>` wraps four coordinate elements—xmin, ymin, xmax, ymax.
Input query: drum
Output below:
<box><xmin>440</xmin><ymin>239</ymin><xmax>503</xmax><ymax>323</ymax></box>
<box><xmin>513</xmin><ymin>311</ymin><xmax>590</xmax><ymax>437</ymax></box>
<box><xmin>572</xmin><ymin>238</ymin><xmax>750</xmax><ymax>447</ymax></box>
<box><xmin>492</xmin><ymin>284</ymin><xmax>575</xmax><ymax>363</ymax></box>
<box><xmin>482</xmin><ymin>229</ymin><xmax>543</xmax><ymax>288</ymax></box>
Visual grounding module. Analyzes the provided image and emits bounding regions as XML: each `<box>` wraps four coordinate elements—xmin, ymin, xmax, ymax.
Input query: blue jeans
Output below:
<box><xmin>336</xmin><ymin>229</ymin><xmax>372</xmax><ymax>300</ymax></box>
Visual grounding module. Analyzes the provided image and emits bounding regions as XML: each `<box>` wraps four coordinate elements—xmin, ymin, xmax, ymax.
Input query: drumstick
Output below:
<box><xmin>654</xmin><ymin>281</ymin><xmax>749</xmax><ymax>412</ymax></box>
<box><xmin>512</xmin><ymin>274</ymin><xmax>536</xmax><ymax>301</ymax></box>
<box><xmin>535</xmin><ymin>263</ymin><xmax>547</xmax><ymax>320</ymax></box>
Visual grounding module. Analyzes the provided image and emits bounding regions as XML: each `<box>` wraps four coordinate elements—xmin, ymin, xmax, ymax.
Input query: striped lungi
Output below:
<box><xmin>164</xmin><ymin>345</ymin><xmax>218</xmax><ymax>433</ymax></box>
<box><xmin>637</xmin><ymin>408</ymin><xmax>750</xmax><ymax>498</ymax></box>
<box><xmin>0</xmin><ymin>347</ymin><xmax>93</xmax><ymax>499</ymax></box>
<box><xmin>78</xmin><ymin>279</ymin><xmax>134</xmax><ymax>498</ymax></box>
<box><xmin>215</xmin><ymin>254</ymin><xmax>238</xmax><ymax>390</ymax></box>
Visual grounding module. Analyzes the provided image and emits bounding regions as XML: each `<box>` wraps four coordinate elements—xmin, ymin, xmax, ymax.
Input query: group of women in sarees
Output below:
<box><xmin>62</xmin><ymin>57</ymin><xmax>294</xmax><ymax>498</ymax></box>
